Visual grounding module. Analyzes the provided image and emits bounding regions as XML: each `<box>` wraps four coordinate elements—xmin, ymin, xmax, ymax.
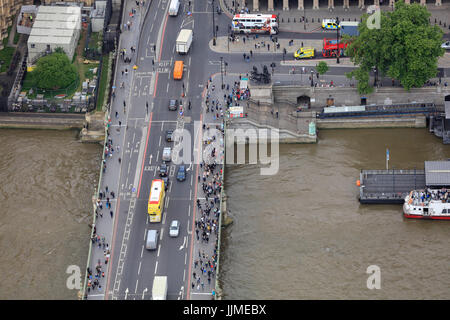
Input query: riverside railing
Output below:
<box><xmin>215</xmin><ymin>118</ymin><xmax>226</xmax><ymax>300</ymax></box>
<box><xmin>81</xmin><ymin>113</ymin><xmax>108</xmax><ymax>299</ymax></box>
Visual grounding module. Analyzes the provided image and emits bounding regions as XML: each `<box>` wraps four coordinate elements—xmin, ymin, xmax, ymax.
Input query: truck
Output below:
<box><xmin>176</xmin><ymin>29</ymin><xmax>193</xmax><ymax>54</ymax></box>
<box><xmin>152</xmin><ymin>276</ymin><xmax>167</xmax><ymax>300</ymax></box>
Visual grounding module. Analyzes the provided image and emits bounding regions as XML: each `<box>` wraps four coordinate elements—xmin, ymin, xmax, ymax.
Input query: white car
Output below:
<box><xmin>441</xmin><ymin>41</ymin><xmax>450</xmax><ymax>50</ymax></box>
<box><xmin>162</xmin><ymin>147</ymin><xmax>171</xmax><ymax>162</ymax></box>
<box><xmin>169</xmin><ymin>220</ymin><xmax>180</xmax><ymax>237</ymax></box>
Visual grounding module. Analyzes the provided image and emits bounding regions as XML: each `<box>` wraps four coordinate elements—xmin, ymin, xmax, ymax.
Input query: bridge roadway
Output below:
<box><xmin>100</xmin><ymin>0</ymin><xmax>259</xmax><ymax>301</ymax></box>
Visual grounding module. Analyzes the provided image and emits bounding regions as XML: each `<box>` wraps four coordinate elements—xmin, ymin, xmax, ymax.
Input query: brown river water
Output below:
<box><xmin>0</xmin><ymin>129</ymin><xmax>101</xmax><ymax>299</ymax></box>
<box><xmin>0</xmin><ymin>128</ymin><xmax>449</xmax><ymax>299</ymax></box>
<box><xmin>221</xmin><ymin>128</ymin><xmax>450</xmax><ymax>299</ymax></box>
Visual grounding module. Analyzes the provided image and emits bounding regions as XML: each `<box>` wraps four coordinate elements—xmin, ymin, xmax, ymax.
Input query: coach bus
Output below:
<box><xmin>231</xmin><ymin>14</ymin><xmax>279</xmax><ymax>35</ymax></box>
<box><xmin>148</xmin><ymin>179</ymin><xmax>165</xmax><ymax>223</ymax></box>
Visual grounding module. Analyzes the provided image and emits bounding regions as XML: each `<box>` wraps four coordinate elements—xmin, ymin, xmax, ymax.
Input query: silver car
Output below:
<box><xmin>162</xmin><ymin>147</ymin><xmax>171</xmax><ymax>162</ymax></box>
<box><xmin>442</xmin><ymin>41</ymin><xmax>450</xmax><ymax>50</ymax></box>
<box><xmin>169</xmin><ymin>220</ymin><xmax>180</xmax><ymax>237</ymax></box>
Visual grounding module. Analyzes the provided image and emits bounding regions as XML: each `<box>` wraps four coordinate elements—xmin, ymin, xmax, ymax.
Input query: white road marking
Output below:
<box><xmin>149</xmin><ymin>154</ymin><xmax>153</xmax><ymax>164</ymax></box>
<box><xmin>190</xmin><ymin>292</ymin><xmax>213</xmax><ymax>295</ymax></box>
<box><xmin>141</xmin><ymin>245</ymin><xmax>144</xmax><ymax>258</ymax></box>
<box><xmin>154</xmin><ymin>261</ymin><xmax>158</xmax><ymax>274</ymax></box>
<box><xmin>189</xmin><ymin>189</ymin><xmax>192</xmax><ymax>200</ymax></box>
<box><xmin>144</xmin><ymin>229</ymin><xmax>147</xmax><ymax>240</ymax></box>
<box><xmin>184</xmin><ymin>252</ymin><xmax>187</xmax><ymax>265</ymax></box>
<box><xmin>156</xmin><ymin>150</ymin><xmax>160</xmax><ymax>161</ymax></box>
<box><xmin>157</xmin><ymin>244</ymin><xmax>161</xmax><ymax>257</ymax></box>
<box><xmin>138</xmin><ymin>261</ymin><xmax>142</xmax><ymax>275</ymax></box>
<box><xmin>190</xmin><ymin>174</ymin><xmax>193</xmax><ymax>185</ymax></box>
<box><xmin>166</xmin><ymin>83</ymin><xmax>169</xmax><ymax>92</ymax></box>
<box><xmin>179</xmin><ymin>236</ymin><xmax>186</xmax><ymax>251</ymax></box>
<box><xmin>164</xmin><ymin>196</ymin><xmax>169</xmax><ymax>209</ymax></box>
<box><xmin>142</xmin><ymin>288</ymin><xmax>148</xmax><ymax>300</ymax></box>
<box><xmin>159</xmin><ymin>135</ymin><xmax>162</xmax><ymax>147</ymax></box>
<box><xmin>183</xmin><ymin>269</ymin><xmax>186</xmax><ymax>282</ymax></box>
<box><xmin>135</xmin><ymin>280</ymin><xmax>139</xmax><ymax>293</ymax></box>
<box><xmin>160</xmin><ymin>228</ymin><xmax>164</xmax><ymax>239</ymax></box>
<box><xmin>188</xmin><ymin>204</ymin><xmax>191</xmax><ymax>217</ymax></box>
<box><xmin>125</xmin><ymin>288</ymin><xmax>129</xmax><ymax>300</ymax></box>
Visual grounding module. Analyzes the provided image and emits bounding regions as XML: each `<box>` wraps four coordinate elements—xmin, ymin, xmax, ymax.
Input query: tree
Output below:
<box><xmin>31</xmin><ymin>51</ymin><xmax>78</xmax><ymax>90</ymax></box>
<box><xmin>316</xmin><ymin>61</ymin><xmax>329</xmax><ymax>81</ymax></box>
<box><xmin>346</xmin><ymin>0</ymin><xmax>444</xmax><ymax>94</ymax></box>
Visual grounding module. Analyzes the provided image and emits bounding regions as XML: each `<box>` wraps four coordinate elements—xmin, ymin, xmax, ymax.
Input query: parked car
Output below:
<box><xmin>159</xmin><ymin>163</ymin><xmax>168</xmax><ymax>177</ymax></box>
<box><xmin>162</xmin><ymin>147</ymin><xmax>172</xmax><ymax>162</ymax></box>
<box><xmin>169</xmin><ymin>220</ymin><xmax>180</xmax><ymax>237</ymax></box>
<box><xmin>442</xmin><ymin>41</ymin><xmax>450</xmax><ymax>50</ymax></box>
<box><xmin>166</xmin><ymin>130</ymin><xmax>174</xmax><ymax>142</ymax></box>
<box><xmin>177</xmin><ymin>165</ymin><xmax>186</xmax><ymax>181</ymax></box>
<box><xmin>168</xmin><ymin>99</ymin><xmax>179</xmax><ymax>111</ymax></box>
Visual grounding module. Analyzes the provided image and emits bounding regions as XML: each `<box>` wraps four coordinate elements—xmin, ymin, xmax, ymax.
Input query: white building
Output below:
<box><xmin>27</xmin><ymin>5</ymin><xmax>81</xmax><ymax>65</ymax></box>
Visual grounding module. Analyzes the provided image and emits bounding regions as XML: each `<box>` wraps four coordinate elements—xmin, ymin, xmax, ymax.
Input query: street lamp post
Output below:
<box><xmin>212</xmin><ymin>0</ymin><xmax>216</xmax><ymax>46</ymax></box>
<box><xmin>336</xmin><ymin>16</ymin><xmax>340</xmax><ymax>64</ymax></box>
<box><xmin>310</xmin><ymin>69</ymin><xmax>314</xmax><ymax>87</ymax></box>
<box><xmin>220</xmin><ymin>57</ymin><xmax>224</xmax><ymax>89</ymax></box>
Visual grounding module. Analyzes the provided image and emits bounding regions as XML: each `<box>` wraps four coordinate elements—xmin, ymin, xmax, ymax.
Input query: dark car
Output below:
<box><xmin>166</xmin><ymin>130</ymin><xmax>174</xmax><ymax>142</ymax></box>
<box><xmin>162</xmin><ymin>176</ymin><xmax>170</xmax><ymax>191</ymax></box>
<box><xmin>168</xmin><ymin>99</ymin><xmax>178</xmax><ymax>111</ymax></box>
<box><xmin>159</xmin><ymin>163</ymin><xmax>168</xmax><ymax>177</ymax></box>
<box><xmin>177</xmin><ymin>165</ymin><xmax>186</xmax><ymax>181</ymax></box>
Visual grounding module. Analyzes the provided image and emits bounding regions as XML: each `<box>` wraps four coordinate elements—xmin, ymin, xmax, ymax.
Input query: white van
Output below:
<box><xmin>169</xmin><ymin>0</ymin><xmax>180</xmax><ymax>16</ymax></box>
<box><xmin>145</xmin><ymin>230</ymin><xmax>158</xmax><ymax>250</ymax></box>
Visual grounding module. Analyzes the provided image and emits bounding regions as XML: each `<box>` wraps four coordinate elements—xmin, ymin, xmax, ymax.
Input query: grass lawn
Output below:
<box><xmin>96</xmin><ymin>54</ymin><xmax>109</xmax><ymax>111</ymax></box>
<box><xmin>0</xmin><ymin>25</ymin><xmax>15</xmax><ymax>73</ymax></box>
<box><xmin>0</xmin><ymin>46</ymin><xmax>15</xmax><ymax>73</ymax></box>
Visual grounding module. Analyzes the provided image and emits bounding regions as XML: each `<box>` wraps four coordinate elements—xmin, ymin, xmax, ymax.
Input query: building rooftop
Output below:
<box><xmin>28</xmin><ymin>5</ymin><xmax>81</xmax><ymax>46</ymax></box>
<box><xmin>425</xmin><ymin>161</ymin><xmax>450</xmax><ymax>187</ymax></box>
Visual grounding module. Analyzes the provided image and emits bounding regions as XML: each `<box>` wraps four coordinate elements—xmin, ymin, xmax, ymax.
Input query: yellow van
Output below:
<box><xmin>294</xmin><ymin>47</ymin><xmax>315</xmax><ymax>59</ymax></box>
<box><xmin>173</xmin><ymin>60</ymin><xmax>184</xmax><ymax>80</ymax></box>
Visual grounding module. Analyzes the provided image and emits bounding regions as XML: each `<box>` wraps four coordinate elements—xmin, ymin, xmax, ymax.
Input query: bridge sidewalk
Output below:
<box><xmin>84</xmin><ymin>0</ymin><xmax>149</xmax><ymax>300</ymax></box>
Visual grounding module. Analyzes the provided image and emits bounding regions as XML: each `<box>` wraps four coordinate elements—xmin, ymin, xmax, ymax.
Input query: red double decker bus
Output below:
<box><xmin>322</xmin><ymin>38</ymin><xmax>348</xmax><ymax>58</ymax></box>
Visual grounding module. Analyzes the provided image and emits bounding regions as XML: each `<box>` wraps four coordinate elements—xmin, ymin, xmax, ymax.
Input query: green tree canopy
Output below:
<box><xmin>316</xmin><ymin>61</ymin><xmax>329</xmax><ymax>76</ymax></box>
<box><xmin>346</xmin><ymin>0</ymin><xmax>444</xmax><ymax>94</ymax></box>
<box><xmin>31</xmin><ymin>50</ymin><xmax>78</xmax><ymax>90</ymax></box>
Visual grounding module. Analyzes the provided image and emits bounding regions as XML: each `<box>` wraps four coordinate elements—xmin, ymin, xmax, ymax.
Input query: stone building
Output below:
<box><xmin>0</xmin><ymin>0</ymin><xmax>33</xmax><ymax>49</ymax></box>
<box><xmin>240</xmin><ymin>0</ymin><xmax>445</xmax><ymax>11</ymax></box>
